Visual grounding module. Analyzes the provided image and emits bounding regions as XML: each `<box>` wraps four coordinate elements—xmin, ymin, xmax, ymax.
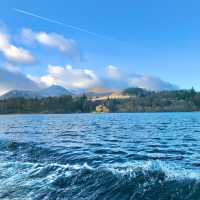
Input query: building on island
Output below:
<box><xmin>95</xmin><ymin>105</ymin><xmax>110</xmax><ymax>113</ymax></box>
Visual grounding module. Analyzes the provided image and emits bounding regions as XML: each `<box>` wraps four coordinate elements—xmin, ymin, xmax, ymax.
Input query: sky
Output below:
<box><xmin>0</xmin><ymin>0</ymin><xmax>200</xmax><ymax>94</ymax></box>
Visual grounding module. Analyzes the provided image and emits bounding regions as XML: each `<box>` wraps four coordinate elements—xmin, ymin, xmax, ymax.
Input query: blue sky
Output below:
<box><xmin>0</xmin><ymin>0</ymin><xmax>200</xmax><ymax>94</ymax></box>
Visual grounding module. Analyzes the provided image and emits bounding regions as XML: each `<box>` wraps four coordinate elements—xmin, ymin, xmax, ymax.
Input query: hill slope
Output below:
<box><xmin>0</xmin><ymin>85</ymin><xmax>72</xmax><ymax>100</ymax></box>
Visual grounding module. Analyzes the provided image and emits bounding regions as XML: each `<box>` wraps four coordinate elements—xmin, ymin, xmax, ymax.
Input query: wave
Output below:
<box><xmin>0</xmin><ymin>161</ymin><xmax>200</xmax><ymax>200</ymax></box>
<box><xmin>0</xmin><ymin>139</ymin><xmax>104</xmax><ymax>165</ymax></box>
<box><xmin>0</xmin><ymin>139</ymin><xmax>59</xmax><ymax>163</ymax></box>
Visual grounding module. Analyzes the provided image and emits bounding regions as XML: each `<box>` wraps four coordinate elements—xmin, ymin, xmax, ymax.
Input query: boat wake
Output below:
<box><xmin>0</xmin><ymin>160</ymin><xmax>200</xmax><ymax>200</ymax></box>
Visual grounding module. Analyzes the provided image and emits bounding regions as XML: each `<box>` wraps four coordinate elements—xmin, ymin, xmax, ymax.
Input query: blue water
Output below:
<box><xmin>0</xmin><ymin>113</ymin><xmax>200</xmax><ymax>199</ymax></box>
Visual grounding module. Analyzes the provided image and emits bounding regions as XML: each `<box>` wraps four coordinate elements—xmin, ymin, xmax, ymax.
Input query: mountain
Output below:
<box><xmin>0</xmin><ymin>85</ymin><xmax>72</xmax><ymax>100</ymax></box>
<box><xmin>38</xmin><ymin>85</ymin><xmax>72</xmax><ymax>97</ymax></box>
<box><xmin>0</xmin><ymin>86</ymin><xmax>153</xmax><ymax>100</ymax></box>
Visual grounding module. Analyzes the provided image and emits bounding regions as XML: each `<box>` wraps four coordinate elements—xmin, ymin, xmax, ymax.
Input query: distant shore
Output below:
<box><xmin>0</xmin><ymin>88</ymin><xmax>199</xmax><ymax>114</ymax></box>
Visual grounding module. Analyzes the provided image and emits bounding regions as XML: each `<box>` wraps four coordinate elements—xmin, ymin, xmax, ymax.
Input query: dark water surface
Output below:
<box><xmin>0</xmin><ymin>113</ymin><xmax>200</xmax><ymax>199</ymax></box>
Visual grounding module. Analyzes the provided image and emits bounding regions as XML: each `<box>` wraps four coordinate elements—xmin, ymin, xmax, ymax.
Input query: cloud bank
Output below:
<box><xmin>28</xmin><ymin>64</ymin><xmax>178</xmax><ymax>92</ymax></box>
<box><xmin>129</xmin><ymin>75</ymin><xmax>178</xmax><ymax>91</ymax></box>
<box><xmin>103</xmin><ymin>65</ymin><xmax>178</xmax><ymax>91</ymax></box>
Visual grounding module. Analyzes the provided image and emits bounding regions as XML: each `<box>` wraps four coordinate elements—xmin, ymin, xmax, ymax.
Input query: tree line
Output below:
<box><xmin>0</xmin><ymin>88</ymin><xmax>200</xmax><ymax>114</ymax></box>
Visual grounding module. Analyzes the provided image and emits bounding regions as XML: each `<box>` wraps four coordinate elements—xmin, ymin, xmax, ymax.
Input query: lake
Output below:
<box><xmin>0</xmin><ymin>113</ymin><xmax>200</xmax><ymax>199</ymax></box>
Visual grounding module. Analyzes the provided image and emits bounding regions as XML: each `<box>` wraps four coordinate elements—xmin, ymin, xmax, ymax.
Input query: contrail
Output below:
<box><xmin>12</xmin><ymin>8</ymin><xmax>115</xmax><ymax>40</ymax></box>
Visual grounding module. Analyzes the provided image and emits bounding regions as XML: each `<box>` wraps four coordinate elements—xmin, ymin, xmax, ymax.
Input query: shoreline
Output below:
<box><xmin>0</xmin><ymin>110</ymin><xmax>200</xmax><ymax>116</ymax></box>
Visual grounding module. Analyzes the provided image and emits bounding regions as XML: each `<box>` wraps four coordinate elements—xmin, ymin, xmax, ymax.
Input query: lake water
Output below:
<box><xmin>0</xmin><ymin>113</ymin><xmax>200</xmax><ymax>199</ymax></box>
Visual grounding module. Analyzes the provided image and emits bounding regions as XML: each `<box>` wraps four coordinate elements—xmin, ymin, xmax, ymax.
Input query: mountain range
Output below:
<box><xmin>0</xmin><ymin>84</ymin><xmax>129</xmax><ymax>100</ymax></box>
<box><xmin>0</xmin><ymin>85</ymin><xmax>73</xmax><ymax>100</ymax></box>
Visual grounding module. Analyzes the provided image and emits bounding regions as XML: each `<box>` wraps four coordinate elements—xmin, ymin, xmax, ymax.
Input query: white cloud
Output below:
<box><xmin>35</xmin><ymin>65</ymin><xmax>99</xmax><ymax>89</ymax></box>
<box><xmin>129</xmin><ymin>75</ymin><xmax>178</xmax><ymax>91</ymax></box>
<box><xmin>0</xmin><ymin>31</ymin><xmax>34</xmax><ymax>64</ymax></box>
<box><xmin>106</xmin><ymin>65</ymin><xmax>123</xmax><ymax>80</ymax></box>
<box><xmin>0</xmin><ymin>67</ymin><xmax>40</xmax><ymax>95</ymax></box>
<box><xmin>21</xmin><ymin>28</ymin><xmax>81</xmax><ymax>60</ymax></box>
<box><xmin>104</xmin><ymin>65</ymin><xmax>178</xmax><ymax>91</ymax></box>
